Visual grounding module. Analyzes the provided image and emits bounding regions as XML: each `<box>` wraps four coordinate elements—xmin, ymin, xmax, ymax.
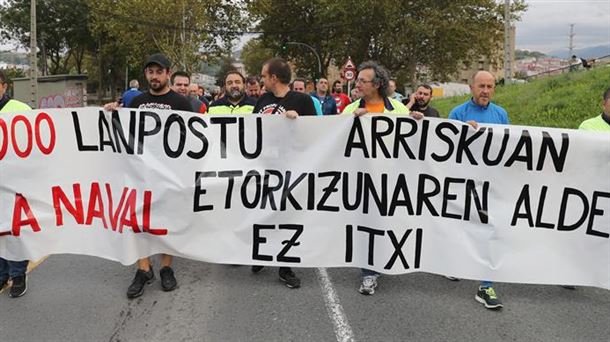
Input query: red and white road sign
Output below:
<box><xmin>343</xmin><ymin>57</ymin><xmax>356</xmax><ymax>81</ymax></box>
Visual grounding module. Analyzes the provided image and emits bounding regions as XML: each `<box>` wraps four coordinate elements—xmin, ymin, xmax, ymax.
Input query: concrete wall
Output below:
<box><xmin>13</xmin><ymin>75</ymin><xmax>87</xmax><ymax>109</ymax></box>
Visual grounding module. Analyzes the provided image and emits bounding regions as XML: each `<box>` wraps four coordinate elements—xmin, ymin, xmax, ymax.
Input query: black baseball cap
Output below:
<box><xmin>144</xmin><ymin>53</ymin><xmax>171</xmax><ymax>70</ymax></box>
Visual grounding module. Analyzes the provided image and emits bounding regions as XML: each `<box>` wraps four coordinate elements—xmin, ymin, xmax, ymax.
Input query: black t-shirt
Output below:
<box><xmin>411</xmin><ymin>103</ymin><xmax>440</xmax><ymax>118</ymax></box>
<box><xmin>129</xmin><ymin>90</ymin><xmax>194</xmax><ymax>112</ymax></box>
<box><xmin>253</xmin><ymin>91</ymin><xmax>317</xmax><ymax>116</ymax></box>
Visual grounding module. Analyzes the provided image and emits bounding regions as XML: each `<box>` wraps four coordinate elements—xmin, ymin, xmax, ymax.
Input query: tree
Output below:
<box><xmin>215</xmin><ymin>56</ymin><xmax>238</xmax><ymax>87</ymax></box>
<box><xmin>0</xmin><ymin>0</ymin><xmax>95</xmax><ymax>75</ymax></box>
<box><xmin>515</xmin><ymin>49</ymin><xmax>547</xmax><ymax>60</ymax></box>
<box><xmin>240</xmin><ymin>38</ymin><xmax>275</xmax><ymax>76</ymax></box>
<box><xmin>88</xmin><ymin>0</ymin><xmax>247</xmax><ymax>99</ymax></box>
<box><xmin>89</xmin><ymin>0</ymin><xmax>247</xmax><ymax>72</ymax></box>
<box><xmin>245</xmin><ymin>0</ymin><xmax>526</xmax><ymax>86</ymax></box>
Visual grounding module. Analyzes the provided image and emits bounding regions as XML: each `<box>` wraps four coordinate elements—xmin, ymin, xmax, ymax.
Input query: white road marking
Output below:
<box><xmin>316</xmin><ymin>268</ymin><xmax>356</xmax><ymax>342</ymax></box>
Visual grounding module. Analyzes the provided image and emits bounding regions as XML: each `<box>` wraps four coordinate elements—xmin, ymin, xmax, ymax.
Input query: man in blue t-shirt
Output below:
<box><xmin>448</xmin><ymin>70</ymin><xmax>508</xmax><ymax>310</ymax></box>
<box><xmin>291</xmin><ymin>78</ymin><xmax>323</xmax><ymax>115</ymax></box>
<box><xmin>120</xmin><ymin>80</ymin><xmax>142</xmax><ymax>107</ymax></box>
<box><xmin>449</xmin><ymin>71</ymin><xmax>509</xmax><ymax>126</ymax></box>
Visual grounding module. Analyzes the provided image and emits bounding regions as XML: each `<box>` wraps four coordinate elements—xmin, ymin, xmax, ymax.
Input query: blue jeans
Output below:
<box><xmin>480</xmin><ymin>280</ymin><xmax>493</xmax><ymax>288</ymax></box>
<box><xmin>0</xmin><ymin>258</ymin><xmax>28</xmax><ymax>282</ymax></box>
<box><xmin>361</xmin><ymin>268</ymin><xmax>379</xmax><ymax>278</ymax></box>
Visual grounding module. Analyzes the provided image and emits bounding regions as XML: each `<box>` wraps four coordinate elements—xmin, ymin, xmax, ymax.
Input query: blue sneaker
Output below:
<box><xmin>475</xmin><ymin>286</ymin><xmax>503</xmax><ymax>310</ymax></box>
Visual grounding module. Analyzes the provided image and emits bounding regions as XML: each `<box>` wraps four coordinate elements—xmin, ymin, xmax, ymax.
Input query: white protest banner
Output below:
<box><xmin>0</xmin><ymin>108</ymin><xmax>608</xmax><ymax>289</ymax></box>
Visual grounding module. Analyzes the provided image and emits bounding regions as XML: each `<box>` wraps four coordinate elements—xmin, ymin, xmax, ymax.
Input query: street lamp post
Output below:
<box><xmin>503</xmin><ymin>0</ymin><xmax>512</xmax><ymax>84</ymax></box>
<box><xmin>30</xmin><ymin>0</ymin><xmax>38</xmax><ymax>108</ymax></box>
<box><xmin>286</xmin><ymin>41</ymin><xmax>323</xmax><ymax>77</ymax></box>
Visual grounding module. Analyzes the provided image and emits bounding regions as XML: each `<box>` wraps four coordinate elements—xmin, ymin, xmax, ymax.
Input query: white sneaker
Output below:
<box><xmin>359</xmin><ymin>275</ymin><xmax>378</xmax><ymax>295</ymax></box>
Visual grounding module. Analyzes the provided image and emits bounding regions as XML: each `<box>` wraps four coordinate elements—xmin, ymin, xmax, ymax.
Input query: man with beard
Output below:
<box><xmin>208</xmin><ymin>71</ymin><xmax>256</xmax><ymax>114</ymax></box>
<box><xmin>171</xmin><ymin>71</ymin><xmax>206</xmax><ymax>113</ymax></box>
<box><xmin>246</xmin><ymin>76</ymin><xmax>262</xmax><ymax>99</ymax></box>
<box><xmin>104</xmin><ymin>53</ymin><xmax>192</xmax><ymax>299</ymax></box>
<box><xmin>331</xmin><ymin>80</ymin><xmax>351</xmax><ymax>113</ymax></box>
<box><xmin>405</xmin><ymin>84</ymin><xmax>440</xmax><ymax>118</ymax></box>
<box><xmin>310</xmin><ymin>77</ymin><xmax>338</xmax><ymax>115</ymax></box>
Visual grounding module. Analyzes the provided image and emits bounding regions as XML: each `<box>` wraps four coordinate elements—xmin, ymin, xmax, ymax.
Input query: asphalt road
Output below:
<box><xmin>0</xmin><ymin>255</ymin><xmax>608</xmax><ymax>342</ymax></box>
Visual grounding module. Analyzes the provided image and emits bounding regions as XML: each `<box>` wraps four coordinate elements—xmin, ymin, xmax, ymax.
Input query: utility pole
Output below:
<box><xmin>503</xmin><ymin>0</ymin><xmax>512</xmax><ymax>84</ymax></box>
<box><xmin>182</xmin><ymin>1</ymin><xmax>187</xmax><ymax>70</ymax></box>
<box><xmin>29</xmin><ymin>0</ymin><xmax>38</xmax><ymax>108</ymax></box>
<box><xmin>568</xmin><ymin>24</ymin><xmax>575</xmax><ymax>57</ymax></box>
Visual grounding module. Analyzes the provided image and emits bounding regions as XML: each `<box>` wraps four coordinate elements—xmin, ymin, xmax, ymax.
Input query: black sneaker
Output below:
<box><xmin>278</xmin><ymin>268</ymin><xmax>301</xmax><ymax>288</ymax></box>
<box><xmin>9</xmin><ymin>274</ymin><xmax>27</xmax><ymax>298</ymax></box>
<box><xmin>159</xmin><ymin>266</ymin><xmax>177</xmax><ymax>292</ymax></box>
<box><xmin>251</xmin><ymin>265</ymin><xmax>265</xmax><ymax>273</ymax></box>
<box><xmin>475</xmin><ymin>286</ymin><xmax>503</xmax><ymax>310</ymax></box>
<box><xmin>127</xmin><ymin>268</ymin><xmax>155</xmax><ymax>299</ymax></box>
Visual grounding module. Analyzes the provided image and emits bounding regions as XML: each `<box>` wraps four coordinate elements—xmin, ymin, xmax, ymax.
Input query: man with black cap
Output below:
<box><xmin>105</xmin><ymin>53</ymin><xmax>192</xmax><ymax>299</ymax></box>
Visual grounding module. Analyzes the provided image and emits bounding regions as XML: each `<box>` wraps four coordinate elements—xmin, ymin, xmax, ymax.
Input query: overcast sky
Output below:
<box><xmin>515</xmin><ymin>0</ymin><xmax>610</xmax><ymax>52</ymax></box>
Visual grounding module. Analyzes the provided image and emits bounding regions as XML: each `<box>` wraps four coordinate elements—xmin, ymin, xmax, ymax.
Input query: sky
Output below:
<box><xmin>515</xmin><ymin>0</ymin><xmax>610</xmax><ymax>52</ymax></box>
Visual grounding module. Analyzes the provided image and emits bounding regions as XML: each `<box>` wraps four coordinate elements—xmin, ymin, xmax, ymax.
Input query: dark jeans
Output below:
<box><xmin>361</xmin><ymin>268</ymin><xmax>379</xmax><ymax>279</ymax></box>
<box><xmin>0</xmin><ymin>258</ymin><xmax>28</xmax><ymax>282</ymax></box>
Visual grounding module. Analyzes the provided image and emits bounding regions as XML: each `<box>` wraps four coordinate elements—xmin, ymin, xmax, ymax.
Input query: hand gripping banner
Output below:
<box><xmin>0</xmin><ymin>108</ymin><xmax>608</xmax><ymax>288</ymax></box>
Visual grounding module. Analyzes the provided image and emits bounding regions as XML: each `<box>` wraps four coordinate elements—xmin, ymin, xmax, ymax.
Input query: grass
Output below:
<box><xmin>431</xmin><ymin>66</ymin><xmax>610</xmax><ymax>129</ymax></box>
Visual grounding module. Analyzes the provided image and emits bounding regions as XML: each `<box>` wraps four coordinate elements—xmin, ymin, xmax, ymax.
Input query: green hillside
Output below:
<box><xmin>432</xmin><ymin>66</ymin><xmax>610</xmax><ymax>129</ymax></box>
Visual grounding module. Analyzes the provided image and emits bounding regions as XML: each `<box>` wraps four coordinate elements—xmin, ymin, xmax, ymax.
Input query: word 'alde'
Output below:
<box><xmin>511</xmin><ymin>184</ymin><xmax>609</xmax><ymax>238</ymax></box>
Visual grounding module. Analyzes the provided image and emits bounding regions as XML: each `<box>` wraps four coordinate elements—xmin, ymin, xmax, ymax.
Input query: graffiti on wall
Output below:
<box><xmin>39</xmin><ymin>87</ymin><xmax>83</xmax><ymax>108</ymax></box>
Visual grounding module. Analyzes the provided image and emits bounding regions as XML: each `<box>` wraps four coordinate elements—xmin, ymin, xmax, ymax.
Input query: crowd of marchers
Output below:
<box><xmin>1</xmin><ymin>52</ymin><xmax>608</xmax><ymax>312</ymax></box>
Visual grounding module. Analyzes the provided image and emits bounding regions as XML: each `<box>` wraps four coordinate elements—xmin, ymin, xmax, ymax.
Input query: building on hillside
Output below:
<box><xmin>191</xmin><ymin>73</ymin><xmax>219</xmax><ymax>92</ymax></box>
<box><xmin>452</xmin><ymin>25</ymin><xmax>516</xmax><ymax>84</ymax></box>
<box><xmin>514</xmin><ymin>57</ymin><xmax>570</xmax><ymax>77</ymax></box>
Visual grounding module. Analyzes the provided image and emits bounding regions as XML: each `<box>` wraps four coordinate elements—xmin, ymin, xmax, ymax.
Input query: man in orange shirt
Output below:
<box><xmin>342</xmin><ymin>61</ymin><xmax>409</xmax><ymax>116</ymax></box>
<box><xmin>341</xmin><ymin>61</ymin><xmax>411</xmax><ymax>295</ymax></box>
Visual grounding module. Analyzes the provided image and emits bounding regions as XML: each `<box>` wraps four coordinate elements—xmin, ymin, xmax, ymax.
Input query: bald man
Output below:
<box><xmin>449</xmin><ymin>71</ymin><xmax>508</xmax><ymax>127</ymax></box>
<box><xmin>448</xmin><ymin>71</ymin><xmax>508</xmax><ymax>310</ymax></box>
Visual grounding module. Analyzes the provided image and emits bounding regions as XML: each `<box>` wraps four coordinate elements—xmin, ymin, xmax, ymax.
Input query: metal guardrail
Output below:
<box><xmin>524</xmin><ymin>54</ymin><xmax>610</xmax><ymax>81</ymax></box>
